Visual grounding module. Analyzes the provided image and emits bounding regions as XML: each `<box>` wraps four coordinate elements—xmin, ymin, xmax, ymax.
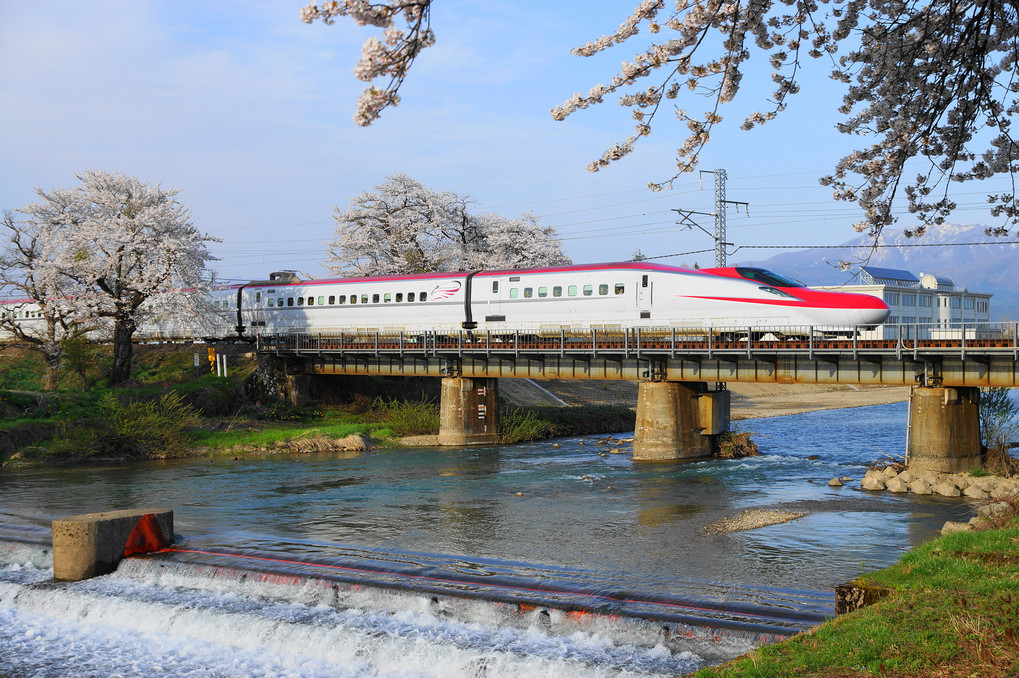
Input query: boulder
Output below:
<box><xmin>828</xmin><ymin>478</ymin><xmax>844</xmax><ymax>487</ymax></box>
<box><xmin>882</xmin><ymin>466</ymin><xmax>900</xmax><ymax>478</ymax></box>
<box><xmin>840</xmin><ymin>476</ymin><xmax>853</xmax><ymax>482</ymax></box>
<box><xmin>991</xmin><ymin>482</ymin><xmax>1019</xmax><ymax>499</ymax></box>
<box><xmin>977</xmin><ymin>502</ymin><xmax>1014</xmax><ymax>522</ymax></box>
<box><xmin>896</xmin><ymin>469</ymin><xmax>917</xmax><ymax>484</ymax></box>
<box><xmin>963</xmin><ymin>485</ymin><xmax>989</xmax><ymax>500</ymax></box>
<box><xmin>908</xmin><ymin>479</ymin><xmax>933</xmax><ymax>495</ymax></box>
<box><xmin>885</xmin><ymin>477</ymin><xmax>909</xmax><ymax>493</ymax></box>
<box><xmin>949</xmin><ymin>475</ymin><xmax>970</xmax><ymax>491</ymax></box>
<box><xmin>933</xmin><ymin>482</ymin><xmax>961</xmax><ymax>497</ymax></box>
<box><xmin>971</xmin><ymin>476</ymin><xmax>999</xmax><ymax>492</ymax></box>
<box><xmin>941</xmin><ymin>521</ymin><xmax>974</xmax><ymax>535</ymax></box>
<box><xmin>861</xmin><ymin>475</ymin><xmax>887</xmax><ymax>491</ymax></box>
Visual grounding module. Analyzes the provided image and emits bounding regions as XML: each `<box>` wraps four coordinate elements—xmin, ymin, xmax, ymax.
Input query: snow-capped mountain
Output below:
<box><xmin>739</xmin><ymin>223</ymin><xmax>1019</xmax><ymax>320</ymax></box>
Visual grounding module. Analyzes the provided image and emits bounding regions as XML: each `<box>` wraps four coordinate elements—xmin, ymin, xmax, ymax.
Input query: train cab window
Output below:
<box><xmin>523</xmin><ymin>288</ymin><xmax>533</xmax><ymax>298</ymax></box>
<box><xmin>384</xmin><ymin>293</ymin><xmax>392</xmax><ymax>303</ymax></box>
<box><xmin>287</xmin><ymin>298</ymin><xmax>294</xmax><ymax>307</ymax></box>
<box><xmin>267</xmin><ymin>298</ymin><xmax>274</xmax><ymax>307</ymax></box>
<box><xmin>553</xmin><ymin>286</ymin><xmax>562</xmax><ymax>297</ymax></box>
<box><xmin>408</xmin><ymin>292</ymin><xmax>415</xmax><ymax>302</ymax></box>
<box><xmin>372</xmin><ymin>294</ymin><xmax>380</xmax><ymax>304</ymax></box>
<box><xmin>255</xmin><ymin>292</ymin><xmax>261</xmax><ymax>303</ymax></box>
<box><xmin>361</xmin><ymin>294</ymin><xmax>369</xmax><ymax>304</ymax></box>
<box><xmin>307</xmin><ymin>297</ymin><xmax>314</xmax><ymax>306</ymax></box>
<box><xmin>510</xmin><ymin>288</ymin><xmax>519</xmax><ymax>299</ymax></box>
<box><xmin>298</xmin><ymin>297</ymin><xmax>306</xmax><ymax>306</ymax></box>
<box><xmin>396</xmin><ymin>293</ymin><xmax>403</xmax><ymax>302</ymax></box>
<box><xmin>583</xmin><ymin>285</ymin><xmax>593</xmax><ymax>296</ymax></box>
<box><xmin>615</xmin><ymin>283</ymin><xmax>625</xmax><ymax>295</ymax></box>
<box><xmin>568</xmin><ymin>285</ymin><xmax>578</xmax><ymax>297</ymax></box>
<box><xmin>538</xmin><ymin>286</ymin><xmax>547</xmax><ymax>298</ymax></box>
<box><xmin>599</xmin><ymin>284</ymin><xmax>608</xmax><ymax>296</ymax></box>
<box><xmin>328</xmin><ymin>296</ymin><xmax>335</xmax><ymax>305</ymax></box>
<box><xmin>318</xmin><ymin>296</ymin><xmax>325</xmax><ymax>305</ymax></box>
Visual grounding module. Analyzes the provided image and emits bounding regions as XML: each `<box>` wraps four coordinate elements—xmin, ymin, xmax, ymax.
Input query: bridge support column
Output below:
<box><xmin>438</xmin><ymin>377</ymin><xmax>499</xmax><ymax>446</ymax></box>
<box><xmin>633</xmin><ymin>382</ymin><xmax>728</xmax><ymax>461</ymax></box>
<box><xmin>907</xmin><ymin>386</ymin><xmax>982</xmax><ymax>473</ymax></box>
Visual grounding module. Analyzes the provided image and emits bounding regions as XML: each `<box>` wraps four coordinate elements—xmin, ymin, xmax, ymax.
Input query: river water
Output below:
<box><xmin>0</xmin><ymin>402</ymin><xmax>974</xmax><ymax>676</ymax></box>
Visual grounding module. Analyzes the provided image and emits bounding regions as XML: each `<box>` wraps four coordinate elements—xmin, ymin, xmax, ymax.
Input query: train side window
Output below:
<box><xmin>615</xmin><ymin>283</ymin><xmax>625</xmax><ymax>295</ymax></box>
<box><xmin>371</xmin><ymin>293</ymin><xmax>379</xmax><ymax>303</ymax></box>
<box><xmin>338</xmin><ymin>295</ymin><xmax>346</xmax><ymax>304</ymax></box>
<box><xmin>255</xmin><ymin>292</ymin><xmax>261</xmax><ymax>303</ymax></box>
<box><xmin>384</xmin><ymin>293</ymin><xmax>392</xmax><ymax>303</ymax></box>
<box><xmin>408</xmin><ymin>292</ymin><xmax>415</xmax><ymax>302</ymax></box>
<box><xmin>599</xmin><ymin>284</ymin><xmax>608</xmax><ymax>295</ymax></box>
<box><xmin>318</xmin><ymin>296</ymin><xmax>325</xmax><ymax>305</ymax></box>
<box><xmin>568</xmin><ymin>285</ymin><xmax>577</xmax><ymax>296</ymax></box>
<box><xmin>523</xmin><ymin>288</ymin><xmax>533</xmax><ymax>298</ymax></box>
<box><xmin>362</xmin><ymin>294</ymin><xmax>369</xmax><ymax>304</ymax></box>
<box><xmin>328</xmin><ymin>295</ymin><xmax>335</xmax><ymax>305</ymax></box>
<box><xmin>583</xmin><ymin>285</ymin><xmax>593</xmax><ymax>296</ymax></box>
<box><xmin>267</xmin><ymin>298</ymin><xmax>274</xmax><ymax>307</ymax></box>
<box><xmin>287</xmin><ymin>298</ymin><xmax>294</xmax><ymax>307</ymax></box>
<box><xmin>307</xmin><ymin>297</ymin><xmax>314</xmax><ymax>306</ymax></box>
<box><xmin>492</xmin><ymin>281</ymin><xmax>499</xmax><ymax>293</ymax></box>
<box><xmin>553</xmin><ymin>286</ymin><xmax>562</xmax><ymax>297</ymax></box>
<box><xmin>538</xmin><ymin>286</ymin><xmax>547</xmax><ymax>298</ymax></box>
<box><xmin>350</xmin><ymin>295</ymin><xmax>357</xmax><ymax>305</ymax></box>
<box><xmin>396</xmin><ymin>293</ymin><xmax>403</xmax><ymax>302</ymax></box>
<box><xmin>419</xmin><ymin>291</ymin><xmax>427</xmax><ymax>300</ymax></box>
<box><xmin>277</xmin><ymin>298</ymin><xmax>283</xmax><ymax>307</ymax></box>
<box><xmin>510</xmin><ymin>288</ymin><xmax>519</xmax><ymax>299</ymax></box>
<box><xmin>641</xmin><ymin>274</ymin><xmax>648</xmax><ymax>288</ymax></box>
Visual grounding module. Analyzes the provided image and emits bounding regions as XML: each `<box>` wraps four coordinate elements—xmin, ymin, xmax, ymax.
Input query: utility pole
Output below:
<box><xmin>672</xmin><ymin>168</ymin><xmax>749</xmax><ymax>267</ymax></box>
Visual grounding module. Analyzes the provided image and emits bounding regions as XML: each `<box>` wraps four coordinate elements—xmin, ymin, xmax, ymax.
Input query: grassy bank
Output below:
<box><xmin>0</xmin><ymin>345</ymin><xmax>637</xmax><ymax>464</ymax></box>
<box><xmin>693</xmin><ymin>506</ymin><xmax>1019</xmax><ymax>677</ymax></box>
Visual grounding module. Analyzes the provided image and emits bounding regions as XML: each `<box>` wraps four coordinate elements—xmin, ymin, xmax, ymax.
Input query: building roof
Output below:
<box><xmin>860</xmin><ymin>266</ymin><xmax>920</xmax><ymax>284</ymax></box>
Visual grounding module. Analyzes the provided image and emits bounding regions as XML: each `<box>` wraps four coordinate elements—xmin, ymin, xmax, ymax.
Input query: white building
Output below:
<box><xmin>815</xmin><ymin>266</ymin><xmax>992</xmax><ymax>340</ymax></box>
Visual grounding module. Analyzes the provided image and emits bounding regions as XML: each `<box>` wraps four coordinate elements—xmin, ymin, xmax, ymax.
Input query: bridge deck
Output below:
<box><xmin>257</xmin><ymin>325</ymin><xmax>1019</xmax><ymax>388</ymax></box>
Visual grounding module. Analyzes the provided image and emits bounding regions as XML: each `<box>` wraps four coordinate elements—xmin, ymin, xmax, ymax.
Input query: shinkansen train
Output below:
<box><xmin>1</xmin><ymin>262</ymin><xmax>890</xmax><ymax>342</ymax></box>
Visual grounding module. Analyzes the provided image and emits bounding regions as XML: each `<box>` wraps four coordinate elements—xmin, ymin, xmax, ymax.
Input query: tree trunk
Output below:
<box><xmin>43</xmin><ymin>352</ymin><xmax>61</xmax><ymax>391</ymax></box>
<box><xmin>108</xmin><ymin>318</ymin><xmax>136</xmax><ymax>385</ymax></box>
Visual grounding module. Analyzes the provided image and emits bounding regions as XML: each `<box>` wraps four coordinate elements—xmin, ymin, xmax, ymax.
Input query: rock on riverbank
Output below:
<box><xmin>857</xmin><ymin>467</ymin><xmax>1019</xmax><ymax>499</ymax></box>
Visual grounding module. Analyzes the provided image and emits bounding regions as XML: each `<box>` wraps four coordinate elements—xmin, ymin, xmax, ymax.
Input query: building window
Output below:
<box><xmin>919</xmin><ymin>295</ymin><xmax>932</xmax><ymax>307</ymax></box>
<box><xmin>963</xmin><ymin>297</ymin><xmax>974</xmax><ymax>309</ymax></box>
<box><xmin>951</xmin><ymin>297</ymin><xmax>961</xmax><ymax>308</ymax></box>
<box><xmin>902</xmin><ymin>294</ymin><xmax>915</xmax><ymax>306</ymax></box>
<box><xmin>884</xmin><ymin>292</ymin><xmax>899</xmax><ymax>305</ymax></box>
<box><xmin>887</xmin><ymin>316</ymin><xmax>898</xmax><ymax>324</ymax></box>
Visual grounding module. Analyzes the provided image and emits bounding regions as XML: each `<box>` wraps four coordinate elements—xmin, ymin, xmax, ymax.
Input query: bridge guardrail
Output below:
<box><xmin>256</xmin><ymin>322</ymin><xmax>1019</xmax><ymax>362</ymax></box>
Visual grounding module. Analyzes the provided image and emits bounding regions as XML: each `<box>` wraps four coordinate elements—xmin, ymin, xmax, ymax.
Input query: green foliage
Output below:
<box><xmin>498</xmin><ymin>407</ymin><xmax>556</xmax><ymax>443</ymax></box>
<box><xmin>0</xmin><ymin>351</ymin><xmax>44</xmax><ymax>391</ymax></box>
<box><xmin>980</xmin><ymin>387</ymin><xmax>1019</xmax><ymax>449</ymax></box>
<box><xmin>255</xmin><ymin>402</ymin><xmax>323</xmax><ymax>421</ymax></box>
<box><xmin>49</xmin><ymin>391</ymin><xmax>204</xmax><ymax>459</ymax></box>
<box><xmin>59</xmin><ymin>337</ymin><xmax>108</xmax><ymax>391</ymax></box>
<box><xmin>368</xmin><ymin>397</ymin><xmax>439</xmax><ymax>435</ymax></box>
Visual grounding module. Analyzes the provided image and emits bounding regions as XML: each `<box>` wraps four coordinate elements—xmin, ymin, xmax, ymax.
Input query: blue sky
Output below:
<box><xmin>0</xmin><ymin>1</ymin><xmax>1007</xmax><ymax>282</ymax></box>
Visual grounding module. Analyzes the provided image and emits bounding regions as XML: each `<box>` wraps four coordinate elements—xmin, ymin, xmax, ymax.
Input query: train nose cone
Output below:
<box><xmin>855</xmin><ymin>296</ymin><xmax>890</xmax><ymax>326</ymax></box>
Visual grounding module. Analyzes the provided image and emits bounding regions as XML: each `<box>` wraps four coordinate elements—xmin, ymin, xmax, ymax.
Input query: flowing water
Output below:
<box><xmin>0</xmin><ymin>402</ymin><xmax>975</xmax><ymax>676</ymax></box>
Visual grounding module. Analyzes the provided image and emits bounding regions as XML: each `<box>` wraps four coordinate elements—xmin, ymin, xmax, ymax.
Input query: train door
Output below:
<box><xmin>487</xmin><ymin>278</ymin><xmax>505</xmax><ymax>321</ymax></box>
<box><xmin>637</xmin><ymin>274</ymin><xmax>652</xmax><ymax>319</ymax></box>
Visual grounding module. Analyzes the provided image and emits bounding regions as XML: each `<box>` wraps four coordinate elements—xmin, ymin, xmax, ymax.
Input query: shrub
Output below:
<box><xmin>498</xmin><ymin>407</ymin><xmax>557</xmax><ymax>443</ymax></box>
<box><xmin>369</xmin><ymin>397</ymin><xmax>439</xmax><ymax>435</ymax></box>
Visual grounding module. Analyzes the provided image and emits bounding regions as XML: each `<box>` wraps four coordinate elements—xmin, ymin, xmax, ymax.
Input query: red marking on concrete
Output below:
<box><xmin>122</xmin><ymin>514</ymin><xmax>168</xmax><ymax>557</ymax></box>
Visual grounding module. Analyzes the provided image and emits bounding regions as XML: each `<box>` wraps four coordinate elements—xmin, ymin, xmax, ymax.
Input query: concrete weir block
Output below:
<box><xmin>52</xmin><ymin>508</ymin><xmax>173</xmax><ymax>581</ymax></box>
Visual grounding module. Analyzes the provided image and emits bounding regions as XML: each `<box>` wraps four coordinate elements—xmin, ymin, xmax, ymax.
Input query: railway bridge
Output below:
<box><xmin>258</xmin><ymin>323</ymin><xmax>1019</xmax><ymax>472</ymax></box>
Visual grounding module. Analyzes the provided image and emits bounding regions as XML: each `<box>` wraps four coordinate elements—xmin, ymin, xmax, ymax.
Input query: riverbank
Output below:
<box><xmin>690</xmin><ymin>501</ymin><xmax>1019</xmax><ymax>677</ymax></box>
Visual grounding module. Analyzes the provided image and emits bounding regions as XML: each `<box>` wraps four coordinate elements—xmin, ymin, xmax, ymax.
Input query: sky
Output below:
<box><xmin>0</xmin><ymin>1</ymin><xmax>1010</xmax><ymax>284</ymax></box>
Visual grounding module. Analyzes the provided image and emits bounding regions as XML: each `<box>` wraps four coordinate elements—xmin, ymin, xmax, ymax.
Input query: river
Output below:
<box><xmin>0</xmin><ymin>402</ymin><xmax>974</xmax><ymax>676</ymax></box>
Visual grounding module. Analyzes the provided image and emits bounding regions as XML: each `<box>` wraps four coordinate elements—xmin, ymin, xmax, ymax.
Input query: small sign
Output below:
<box><xmin>477</xmin><ymin>404</ymin><xmax>486</xmax><ymax>419</ymax></box>
<box><xmin>193</xmin><ymin>352</ymin><xmax>200</xmax><ymax>367</ymax></box>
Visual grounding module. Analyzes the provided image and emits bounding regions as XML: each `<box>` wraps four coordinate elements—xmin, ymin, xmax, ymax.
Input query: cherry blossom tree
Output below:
<box><xmin>19</xmin><ymin>171</ymin><xmax>219</xmax><ymax>385</ymax></box>
<box><xmin>304</xmin><ymin>0</ymin><xmax>1019</xmax><ymax>240</ymax></box>
<box><xmin>0</xmin><ymin>211</ymin><xmax>94</xmax><ymax>390</ymax></box>
<box><xmin>324</xmin><ymin>174</ymin><xmax>571</xmax><ymax>275</ymax></box>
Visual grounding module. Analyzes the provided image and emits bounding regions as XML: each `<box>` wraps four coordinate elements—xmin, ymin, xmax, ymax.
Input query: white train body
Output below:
<box><xmin>1</xmin><ymin>262</ymin><xmax>890</xmax><ymax>342</ymax></box>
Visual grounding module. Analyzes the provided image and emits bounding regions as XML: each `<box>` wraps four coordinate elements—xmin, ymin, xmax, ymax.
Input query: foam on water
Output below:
<box><xmin>0</xmin><ymin>545</ymin><xmax>708</xmax><ymax>677</ymax></box>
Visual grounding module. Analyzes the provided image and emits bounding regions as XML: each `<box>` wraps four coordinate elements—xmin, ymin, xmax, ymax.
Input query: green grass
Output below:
<box><xmin>192</xmin><ymin>421</ymin><xmax>396</xmax><ymax>452</ymax></box>
<box><xmin>694</xmin><ymin>516</ymin><xmax>1019</xmax><ymax>677</ymax></box>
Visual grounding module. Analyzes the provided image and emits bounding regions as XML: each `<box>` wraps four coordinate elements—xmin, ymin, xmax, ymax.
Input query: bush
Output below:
<box><xmin>369</xmin><ymin>397</ymin><xmax>439</xmax><ymax>435</ymax></box>
<box><xmin>498</xmin><ymin>407</ymin><xmax>556</xmax><ymax>443</ymax></box>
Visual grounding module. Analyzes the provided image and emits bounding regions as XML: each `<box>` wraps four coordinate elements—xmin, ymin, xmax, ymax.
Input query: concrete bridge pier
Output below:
<box><xmin>438</xmin><ymin>377</ymin><xmax>499</xmax><ymax>446</ymax></box>
<box><xmin>633</xmin><ymin>381</ymin><xmax>730</xmax><ymax>461</ymax></box>
<box><xmin>907</xmin><ymin>386</ymin><xmax>982</xmax><ymax>473</ymax></box>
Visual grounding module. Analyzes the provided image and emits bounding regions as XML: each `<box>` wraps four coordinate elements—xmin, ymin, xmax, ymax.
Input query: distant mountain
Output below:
<box><xmin>738</xmin><ymin>223</ymin><xmax>1019</xmax><ymax>320</ymax></box>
